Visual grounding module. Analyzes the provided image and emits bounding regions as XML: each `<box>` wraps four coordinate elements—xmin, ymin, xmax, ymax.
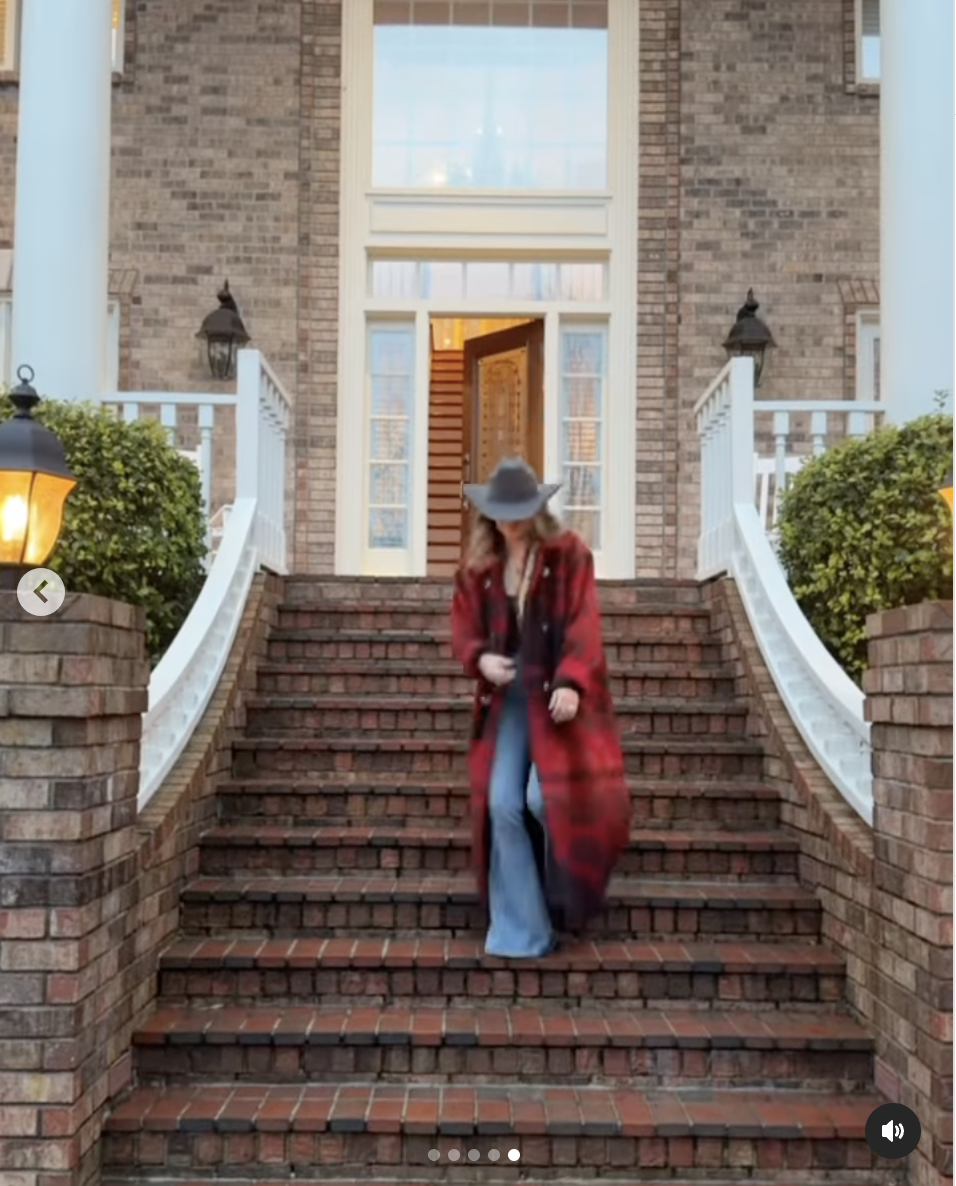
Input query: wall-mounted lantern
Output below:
<box><xmin>196</xmin><ymin>280</ymin><xmax>250</xmax><ymax>380</ymax></box>
<box><xmin>723</xmin><ymin>288</ymin><xmax>776</xmax><ymax>388</ymax></box>
<box><xmin>0</xmin><ymin>366</ymin><xmax>77</xmax><ymax>589</ymax></box>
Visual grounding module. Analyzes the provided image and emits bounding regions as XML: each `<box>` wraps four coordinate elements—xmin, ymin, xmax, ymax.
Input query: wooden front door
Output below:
<box><xmin>461</xmin><ymin>320</ymin><xmax>545</xmax><ymax>544</ymax></box>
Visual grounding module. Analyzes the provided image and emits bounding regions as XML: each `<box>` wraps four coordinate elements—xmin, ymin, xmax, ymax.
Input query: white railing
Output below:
<box><xmin>695</xmin><ymin>358</ymin><xmax>880</xmax><ymax>825</ymax></box>
<box><xmin>106</xmin><ymin>350</ymin><xmax>292</xmax><ymax>812</ymax></box>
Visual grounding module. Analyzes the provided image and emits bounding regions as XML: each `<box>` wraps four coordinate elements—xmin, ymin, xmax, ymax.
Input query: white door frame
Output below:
<box><xmin>335</xmin><ymin>0</ymin><xmax>639</xmax><ymax>579</ymax></box>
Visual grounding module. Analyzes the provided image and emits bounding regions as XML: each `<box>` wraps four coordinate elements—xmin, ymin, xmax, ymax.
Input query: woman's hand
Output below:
<box><xmin>478</xmin><ymin>653</ymin><xmax>516</xmax><ymax>687</ymax></box>
<box><xmin>549</xmin><ymin>686</ymin><xmax>580</xmax><ymax>724</ymax></box>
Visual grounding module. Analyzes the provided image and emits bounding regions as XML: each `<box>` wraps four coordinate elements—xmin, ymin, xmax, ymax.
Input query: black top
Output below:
<box><xmin>505</xmin><ymin>595</ymin><xmax>520</xmax><ymax>657</ymax></box>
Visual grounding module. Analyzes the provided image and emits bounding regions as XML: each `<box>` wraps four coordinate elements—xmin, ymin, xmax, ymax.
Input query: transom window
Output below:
<box><xmin>0</xmin><ymin>0</ymin><xmax>125</xmax><ymax>73</ymax></box>
<box><xmin>372</xmin><ymin>0</ymin><xmax>608</xmax><ymax>191</ymax></box>
<box><xmin>369</xmin><ymin>258</ymin><xmax>607</xmax><ymax>302</ymax></box>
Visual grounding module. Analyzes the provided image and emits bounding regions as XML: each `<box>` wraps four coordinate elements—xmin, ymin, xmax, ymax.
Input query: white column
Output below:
<box><xmin>12</xmin><ymin>0</ymin><xmax>113</xmax><ymax>403</ymax></box>
<box><xmin>880</xmin><ymin>0</ymin><xmax>955</xmax><ymax>422</ymax></box>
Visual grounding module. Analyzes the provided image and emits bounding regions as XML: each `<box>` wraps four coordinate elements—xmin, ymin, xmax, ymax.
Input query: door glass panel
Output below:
<box><xmin>477</xmin><ymin>347</ymin><xmax>528</xmax><ymax>481</ymax></box>
<box><xmin>373</xmin><ymin>6</ymin><xmax>608</xmax><ymax>190</ymax></box>
<box><xmin>560</xmin><ymin>325</ymin><xmax>605</xmax><ymax>549</ymax></box>
<box><xmin>368</xmin><ymin>324</ymin><xmax>415</xmax><ymax>549</ymax></box>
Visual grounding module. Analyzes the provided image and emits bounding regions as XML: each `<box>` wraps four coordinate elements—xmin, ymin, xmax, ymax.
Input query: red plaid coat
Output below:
<box><xmin>451</xmin><ymin>530</ymin><xmax>631</xmax><ymax>925</ymax></box>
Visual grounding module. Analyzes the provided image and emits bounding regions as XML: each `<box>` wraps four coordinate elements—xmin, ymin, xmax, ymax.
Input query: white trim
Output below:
<box><xmin>411</xmin><ymin>309</ymin><xmax>430</xmax><ymax>575</ymax></box>
<box><xmin>337</xmin><ymin>0</ymin><xmax>639</xmax><ymax>578</ymax></box>
<box><xmin>604</xmin><ymin>0</ymin><xmax>639</xmax><ymax>578</ymax></box>
<box><xmin>855</xmin><ymin>309</ymin><xmax>880</xmax><ymax>403</ymax></box>
<box><xmin>0</xmin><ymin>296</ymin><xmax>11</xmax><ymax>385</ymax></box>
<box><xmin>335</xmin><ymin>0</ymin><xmax>375</xmax><ymax>576</ymax></box>
<box><xmin>112</xmin><ymin>0</ymin><xmax>125</xmax><ymax>73</ymax></box>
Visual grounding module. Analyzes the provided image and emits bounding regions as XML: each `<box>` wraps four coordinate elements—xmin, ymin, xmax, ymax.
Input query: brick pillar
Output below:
<box><xmin>0</xmin><ymin>593</ymin><xmax>149</xmax><ymax>1186</ymax></box>
<box><xmin>865</xmin><ymin>600</ymin><xmax>953</xmax><ymax>1186</ymax></box>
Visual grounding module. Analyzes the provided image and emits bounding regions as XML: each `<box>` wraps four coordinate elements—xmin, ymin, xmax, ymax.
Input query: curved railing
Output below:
<box><xmin>107</xmin><ymin>350</ymin><xmax>292</xmax><ymax>812</ymax></box>
<box><xmin>695</xmin><ymin>359</ymin><xmax>881</xmax><ymax>824</ymax></box>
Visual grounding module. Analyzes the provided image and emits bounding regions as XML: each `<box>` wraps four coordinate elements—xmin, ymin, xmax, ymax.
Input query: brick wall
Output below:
<box><xmin>676</xmin><ymin>0</ymin><xmax>880</xmax><ymax>573</ymax></box>
<box><xmin>864</xmin><ymin>602</ymin><xmax>953</xmax><ymax>1186</ymax></box>
<box><xmin>0</xmin><ymin>574</ymin><xmax>282</xmax><ymax>1186</ymax></box>
<box><xmin>0</xmin><ymin>1</ymin><xmax>878</xmax><ymax>577</ymax></box>
<box><xmin>707</xmin><ymin>581</ymin><xmax>953</xmax><ymax>1186</ymax></box>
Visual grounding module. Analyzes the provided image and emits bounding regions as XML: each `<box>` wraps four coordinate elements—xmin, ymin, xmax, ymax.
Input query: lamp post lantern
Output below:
<box><xmin>0</xmin><ymin>366</ymin><xmax>77</xmax><ymax>590</ymax></box>
<box><xmin>196</xmin><ymin>280</ymin><xmax>250</xmax><ymax>381</ymax></box>
<box><xmin>723</xmin><ymin>288</ymin><xmax>776</xmax><ymax>388</ymax></box>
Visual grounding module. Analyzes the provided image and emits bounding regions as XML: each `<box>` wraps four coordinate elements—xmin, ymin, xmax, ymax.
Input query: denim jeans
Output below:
<box><xmin>485</xmin><ymin>681</ymin><xmax>555</xmax><ymax>958</ymax></box>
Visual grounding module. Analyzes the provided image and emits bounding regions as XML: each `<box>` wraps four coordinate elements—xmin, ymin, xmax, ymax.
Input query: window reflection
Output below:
<box><xmin>373</xmin><ymin>23</ymin><xmax>608</xmax><ymax>190</ymax></box>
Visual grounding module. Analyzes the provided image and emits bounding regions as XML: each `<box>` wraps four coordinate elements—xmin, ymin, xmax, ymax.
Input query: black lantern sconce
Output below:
<box><xmin>0</xmin><ymin>366</ymin><xmax>77</xmax><ymax>589</ymax></box>
<box><xmin>196</xmin><ymin>280</ymin><xmax>250</xmax><ymax>380</ymax></box>
<box><xmin>723</xmin><ymin>288</ymin><xmax>776</xmax><ymax>388</ymax></box>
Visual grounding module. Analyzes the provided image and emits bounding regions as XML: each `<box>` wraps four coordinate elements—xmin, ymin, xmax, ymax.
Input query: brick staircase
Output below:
<box><xmin>101</xmin><ymin>578</ymin><xmax>891</xmax><ymax>1185</ymax></box>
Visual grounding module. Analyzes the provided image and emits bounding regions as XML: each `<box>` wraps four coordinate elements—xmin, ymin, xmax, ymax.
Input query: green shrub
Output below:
<box><xmin>777</xmin><ymin>412</ymin><xmax>953</xmax><ymax>684</ymax></box>
<box><xmin>0</xmin><ymin>394</ymin><xmax>207</xmax><ymax>664</ymax></box>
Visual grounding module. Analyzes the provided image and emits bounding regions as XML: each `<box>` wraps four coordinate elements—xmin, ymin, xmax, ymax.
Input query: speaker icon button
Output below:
<box><xmin>865</xmin><ymin>1103</ymin><xmax>921</xmax><ymax>1159</ymax></box>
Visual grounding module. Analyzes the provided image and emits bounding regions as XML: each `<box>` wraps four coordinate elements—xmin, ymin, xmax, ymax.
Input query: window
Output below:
<box><xmin>560</xmin><ymin>324</ymin><xmax>606</xmax><ymax>550</ymax></box>
<box><xmin>367</xmin><ymin>323</ymin><xmax>415</xmax><ymax>550</ymax></box>
<box><xmin>857</xmin><ymin>0</ymin><xmax>880</xmax><ymax>83</ymax></box>
<box><xmin>0</xmin><ymin>0</ymin><xmax>126</xmax><ymax>73</ymax></box>
<box><xmin>369</xmin><ymin>258</ymin><xmax>607</xmax><ymax>302</ymax></box>
<box><xmin>372</xmin><ymin>1</ymin><xmax>608</xmax><ymax>190</ymax></box>
<box><xmin>856</xmin><ymin>311</ymin><xmax>880</xmax><ymax>402</ymax></box>
<box><xmin>0</xmin><ymin>295</ymin><xmax>120</xmax><ymax>390</ymax></box>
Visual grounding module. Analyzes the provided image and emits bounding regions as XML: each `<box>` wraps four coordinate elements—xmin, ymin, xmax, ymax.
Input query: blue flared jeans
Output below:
<box><xmin>485</xmin><ymin>681</ymin><xmax>555</xmax><ymax>958</ymax></box>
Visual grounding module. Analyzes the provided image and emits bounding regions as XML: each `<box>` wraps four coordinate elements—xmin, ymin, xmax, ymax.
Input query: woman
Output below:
<box><xmin>451</xmin><ymin>457</ymin><xmax>631</xmax><ymax>959</ymax></box>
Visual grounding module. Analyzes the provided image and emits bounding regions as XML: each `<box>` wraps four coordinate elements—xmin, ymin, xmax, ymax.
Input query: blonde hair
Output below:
<box><xmin>464</xmin><ymin>509</ymin><xmax>564</xmax><ymax>571</ymax></box>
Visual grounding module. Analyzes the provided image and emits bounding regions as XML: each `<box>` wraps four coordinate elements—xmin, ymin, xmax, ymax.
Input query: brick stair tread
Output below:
<box><xmin>245</xmin><ymin>695</ymin><xmax>745</xmax><ymax>715</ymax></box>
<box><xmin>104</xmin><ymin>1082</ymin><xmax>879</xmax><ymax>1138</ymax></box>
<box><xmin>134</xmin><ymin>1004</ymin><xmax>871</xmax><ymax>1050</ymax></box>
<box><xmin>199</xmin><ymin>825</ymin><xmax>798</xmax><ymax>852</ymax></box>
<box><xmin>159</xmin><ymin>937</ymin><xmax>841</xmax><ymax>974</ymax></box>
<box><xmin>182</xmin><ymin>875</ymin><xmax>816</xmax><ymax>909</ymax></box>
<box><xmin>102</xmin><ymin>1181</ymin><xmax>875</xmax><ymax>1186</ymax></box>
<box><xmin>217</xmin><ymin>775</ymin><xmax>777</xmax><ymax>798</ymax></box>
<box><xmin>276</xmin><ymin>602</ymin><xmax>712</xmax><ymax>620</ymax></box>
<box><xmin>257</xmin><ymin>658</ymin><xmax>734</xmax><ymax>676</ymax></box>
<box><xmin>232</xmin><ymin>735</ymin><xmax>765</xmax><ymax>754</ymax></box>
<box><xmin>268</xmin><ymin>626</ymin><xmax>715</xmax><ymax>644</ymax></box>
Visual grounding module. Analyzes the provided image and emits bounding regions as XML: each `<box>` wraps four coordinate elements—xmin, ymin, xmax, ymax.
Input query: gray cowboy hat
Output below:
<box><xmin>463</xmin><ymin>457</ymin><xmax>561</xmax><ymax>522</ymax></box>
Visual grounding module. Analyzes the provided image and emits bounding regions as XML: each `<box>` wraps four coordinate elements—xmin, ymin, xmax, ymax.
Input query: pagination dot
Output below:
<box><xmin>508</xmin><ymin>1147</ymin><xmax>521</xmax><ymax>1161</ymax></box>
<box><xmin>467</xmin><ymin>1148</ymin><xmax>481</xmax><ymax>1161</ymax></box>
<box><xmin>427</xmin><ymin>1148</ymin><xmax>440</xmax><ymax>1161</ymax></box>
<box><xmin>488</xmin><ymin>1148</ymin><xmax>501</xmax><ymax>1161</ymax></box>
<box><xmin>447</xmin><ymin>1148</ymin><xmax>461</xmax><ymax>1161</ymax></box>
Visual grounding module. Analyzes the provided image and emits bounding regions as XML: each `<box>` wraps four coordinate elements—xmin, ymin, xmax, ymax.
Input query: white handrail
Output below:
<box><xmin>133</xmin><ymin>348</ymin><xmax>291</xmax><ymax>811</ymax></box>
<box><xmin>695</xmin><ymin>358</ymin><xmax>874</xmax><ymax>824</ymax></box>
<box><xmin>138</xmin><ymin>498</ymin><xmax>258</xmax><ymax>810</ymax></box>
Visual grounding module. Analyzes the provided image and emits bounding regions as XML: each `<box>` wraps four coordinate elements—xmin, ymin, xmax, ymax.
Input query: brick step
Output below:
<box><xmin>276</xmin><ymin>604</ymin><xmax>715</xmax><ymax>637</ymax></box>
<box><xmin>100</xmin><ymin>1176</ymin><xmax>887</xmax><ymax>1186</ymax></box>
<box><xmin>133</xmin><ymin>1004</ymin><xmax>872</xmax><ymax>1089</ymax></box>
<box><xmin>265</xmin><ymin>630</ymin><xmax>724</xmax><ymax>667</ymax></box>
<box><xmin>216</xmin><ymin>776</ymin><xmax>781</xmax><ymax>830</ymax></box>
<box><xmin>243</xmin><ymin>697</ymin><xmax>749</xmax><ymax>740</ymax></box>
<box><xmin>157</xmin><ymin>937</ymin><xmax>844</xmax><ymax>1008</ymax></box>
<box><xmin>231</xmin><ymin>736</ymin><xmax>766</xmax><ymax>780</ymax></box>
<box><xmin>198</xmin><ymin>826</ymin><xmax>799</xmax><ymax>880</ymax></box>
<box><xmin>101</xmin><ymin>1083</ymin><xmax>886</xmax><ymax>1178</ymax></box>
<box><xmin>180</xmin><ymin>876</ymin><xmax>820</xmax><ymax>941</ymax></box>
<box><xmin>256</xmin><ymin>659</ymin><xmax>738</xmax><ymax>700</ymax></box>
<box><xmin>280</xmin><ymin>576</ymin><xmax>705</xmax><ymax>608</ymax></box>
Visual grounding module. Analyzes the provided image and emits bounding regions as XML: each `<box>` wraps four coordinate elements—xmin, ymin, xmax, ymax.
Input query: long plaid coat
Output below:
<box><xmin>451</xmin><ymin>530</ymin><xmax>631</xmax><ymax>925</ymax></box>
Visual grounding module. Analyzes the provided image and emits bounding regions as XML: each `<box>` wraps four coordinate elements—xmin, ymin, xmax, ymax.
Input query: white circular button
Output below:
<box><xmin>16</xmin><ymin>568</ymin><xmax>67</xmax><ymax>617</ymax></box>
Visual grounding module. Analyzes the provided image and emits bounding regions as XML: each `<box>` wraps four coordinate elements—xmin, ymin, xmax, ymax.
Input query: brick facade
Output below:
<box><xmin>708</xmin><ymin>582</ymin><xmax>953</xmax><ymax>1186</ymax></box>
<box><xmin>0</xmin><ymin>576</ymin><xmax>281</xmax><ymax>1186</ymax></box>
<box><xmin>0</xmin><ymin>0</ymin><xmax>878</xmax><ymax>575</ymax></box>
